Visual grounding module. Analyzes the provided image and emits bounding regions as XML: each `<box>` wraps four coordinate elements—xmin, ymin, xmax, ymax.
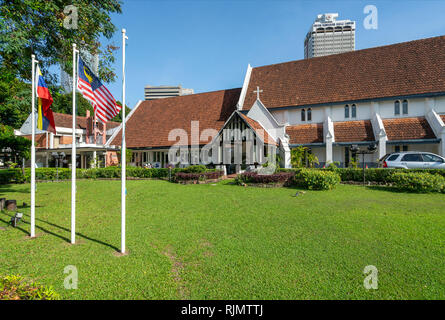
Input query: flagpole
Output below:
<box><xmin>121</xmin><ymin>29</ymin><xmax>128</xmax><ymax>254</ymax></box>
<box><xmin>71</xmin><ymin>43</ymin><xmax>78</xmax><ymax>244</ymax></box>
<box><xmin>30</xmin><ymin>54</ymin><xmax>37</xmax><ymax>238</ymax></box>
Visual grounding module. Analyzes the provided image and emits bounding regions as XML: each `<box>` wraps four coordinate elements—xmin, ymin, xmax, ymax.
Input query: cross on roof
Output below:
<box><xmin>253</xmin><ymin>86</ymin><xmax>263</xmax><ymax>100</ymax></box>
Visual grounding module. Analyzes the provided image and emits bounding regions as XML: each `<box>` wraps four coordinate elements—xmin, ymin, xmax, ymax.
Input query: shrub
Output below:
<box><xmin>390</xmin><ymin>172</ymin><xmax>445</xmax><ymax>193</ymax></box>
<box><xmin>0</xmin><ymin>275</ymin><xmax>59</xmax><ymax>300</ymax></box>
<box><xmin>236</xmin><ymin>172</ymin><xmax>295</xmax><ymax>185</ymax></box>
<box><xmin>180</xmin><ymin>165</ymin><xmax>207</xmax><ymax>173</ymax></box>
<box><xmin>175</xmin><ymin>171</ymin><xmax>223</xmax><ymax>182</ymax></box>
<box><xmin>294</xmin><ymin>169</ymin><xmax>341</xmax><ymax>190</ymax></box>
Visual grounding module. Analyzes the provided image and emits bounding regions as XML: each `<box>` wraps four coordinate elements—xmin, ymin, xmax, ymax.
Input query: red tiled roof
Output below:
<box><xmin>286</xmin><ymin>123</ymin><xmax>324</xmax><ymax>145</ymax></box>
<box><xmin>440</xmin><ymin>114</ymin><xmax>445</xmax><ymax>123</ymax></box>
<box><xmin>334</xmin><ymin>120</ymin><xmax>375</xmax><ymax>142</ymax></box>
<box><xmin>383</xmin><ymin>117</ymin><xmax>436</xmax><ymax>141</ymax></box>
<box><xmin>53</xmin><ymin>112</ymin><xmax>120</xmax><ymax>131</ymax></box>
<box><xmin>110</xmin><ymin>88</ymin><xmax>241</xmax><ymax>148</ymax></box>
<box><xmin>243</xmin><ymin>36</ymin><xmax>445</xmax><ymax>110</ymax></box>
<box><xmin>53</xmin><ymin>113</ymin><xmax>87</xmax><ymax>129</ymax></box>
<box><xmin>239</xmin><ymin>113</ymin><xmax>276</xmax><ymax>145</ymax></box>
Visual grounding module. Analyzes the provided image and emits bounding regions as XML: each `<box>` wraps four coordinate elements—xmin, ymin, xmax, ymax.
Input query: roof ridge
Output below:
<box><xmin>143</xmin><ymin>87</ymin><xmax>242</xmax><ymax>104</ymax></box>
<box><xmin>252</xmin><ymin>35</ymin><xmax>445</xmax><ymax>70</ymax></box>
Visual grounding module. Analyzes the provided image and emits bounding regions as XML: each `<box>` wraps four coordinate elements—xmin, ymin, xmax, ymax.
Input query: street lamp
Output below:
<box><xmin>51</xmin><ymin>152</ymin><xmax>66</xmax><ymax>181</ymax></box>
<box><xmin>349</xmin><ymin>144</ymin><xmax>378</xmax><ymax>186</ymax></box>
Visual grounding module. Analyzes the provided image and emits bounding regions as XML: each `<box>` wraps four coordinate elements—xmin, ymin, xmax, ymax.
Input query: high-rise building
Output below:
<box><xmin>144</xmin><ymin>85</ymin><xmax>194</xmax><ymax>100</ymax></box>
<box><xmin>304</xmin><ymin>13</ymin><xmax>355</xmax><ymax>59</ymax></box>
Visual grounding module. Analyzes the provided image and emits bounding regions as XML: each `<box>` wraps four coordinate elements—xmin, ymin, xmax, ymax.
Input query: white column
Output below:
<box><xmin>324</xmin><ymin>115</ymin><xmax>334</xmax><ymax>165</ymax></box>
<box><xmin>30</xmin><ymin>54</ymin><xmax>37</xmax><ymax>238</ymax></box>
<box><xmin>71</xmin><ymin>44</ymin><xmax>78</xmax><ymax>244</ymax></box>
<box><xmin>93</xmin><ymin>150</ymin><xmax>97</xmax><ymax>168</ymax></box>
<box><xmin>121</xmin><ymin>29</ymin><xmax>128</xmax><ymax>254</ymax></box>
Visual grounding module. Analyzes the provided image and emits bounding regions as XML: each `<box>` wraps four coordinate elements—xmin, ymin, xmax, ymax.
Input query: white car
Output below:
<box><xmin>383</xmin><ymin>152</ymin><xmax>445</xmax><ymax>169</ymax></box>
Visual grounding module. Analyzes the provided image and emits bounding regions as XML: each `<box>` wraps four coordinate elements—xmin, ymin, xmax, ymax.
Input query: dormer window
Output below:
<box><xmin>394</xmin><ymin>100</ymin><xmax>400</xmax><ymax>115</ymax></box>
<box><xmin>301</xmin><ymin>109</ymin><xmax>306</xmax><ymax>121</ymax></box>
<box><xmin>351</xmin><ymin>104</ymin><xmax>357</xmax><ymax>118</ymax></box>
<box><xmin>402</xmin><ymin>100</ymin><xmax>408</xmax><ymax>115</ymax></box>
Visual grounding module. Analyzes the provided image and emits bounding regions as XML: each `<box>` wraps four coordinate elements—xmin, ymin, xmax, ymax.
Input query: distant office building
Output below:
<box><xmin>304</xmin><ymin>13</ymin><xmax>355</xmax><ymax>59</ymax></box>
<box><xmin>61</xmin><ymin>50</ymin><xmax>99</xmax><ymax>93</ymax></box>
<box><xmin>144</xmin><ymin>85</ymin><xmax>194</xmax><ymax>100</ymax></box>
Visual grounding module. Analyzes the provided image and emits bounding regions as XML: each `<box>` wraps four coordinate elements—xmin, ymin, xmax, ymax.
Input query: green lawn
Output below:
<box><xmin>0</xmin><ymin>180</ymin><xmax>444</xmax><ymax>299</ymax></box>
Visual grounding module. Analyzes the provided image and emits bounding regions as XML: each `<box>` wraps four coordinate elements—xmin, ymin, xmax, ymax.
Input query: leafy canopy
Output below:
<box><xmin>0</xmin><ymin>0</ymin><xmax>122</xmax><ymax>83</ymax></box>
<box><xmin>0</xmin><ymin>124</ymin><xmax>32</xmax><ymax>160</ymax></box>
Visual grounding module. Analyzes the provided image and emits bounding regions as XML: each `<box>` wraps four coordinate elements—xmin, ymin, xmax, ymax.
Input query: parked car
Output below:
<box><xmin>383</xmin><ymin>152</ymin><xmax>445</xmax><ymax>169</ymax></box>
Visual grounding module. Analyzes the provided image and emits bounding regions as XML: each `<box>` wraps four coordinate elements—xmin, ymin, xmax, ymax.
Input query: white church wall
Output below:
<box><xmin>330</xmin><ymin>102</ymin><xmax>372</xmax><ymax>122</ymax></box>
<box><xmin>271</xmin><ymin>106</ymin><xmax>325</xmax><ymax>126</ymax></box>
<box><xmin>272</xmin><ymin>110</ymin><xmax>286</xmax><ymax>124</ymax></box>
<box><xmin>392</xmin><ymin>143</ymin><xmax>439</xmax><ymax>154</ymax></box>
<box><xmin>332</xmin><ymin>146</ymin><xmax>343</xmax><ymax>164</ymax></box>
<box><xmin>435</xmin><ymin>96</ymin><xmax>445</xmax><ymax>113</ymax></box>
<box><xmin>379</xmin><ymin>98</ymin><xmax>425</xmax><ymax>119</ymax></box>
<box><xmin>247</xmin><ymin>101</ymin><xmax>285</xmax><ymax>141</ymax></box>
<box><xmin>311</xmin><ymin>147</ymin><xmax>325</xmax><ymax>164</ymax></box>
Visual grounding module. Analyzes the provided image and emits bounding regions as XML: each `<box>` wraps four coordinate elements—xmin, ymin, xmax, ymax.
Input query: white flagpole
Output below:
<box><xmin>30</xmin><ymin>54</ymin><xmax>37</xmax><ymax>238</ymax></box>
<box><xmin>121</xmin><ymin>29</ymin><xmax>128</xmax><ymax>253</ymax></box>
<box><xmin>71</xmin><ymin>43</ymin><xmax>78</xmax><ymax>244</ymax></box>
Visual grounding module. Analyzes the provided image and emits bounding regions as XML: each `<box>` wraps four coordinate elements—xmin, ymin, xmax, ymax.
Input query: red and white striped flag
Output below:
<box><xmin>77</xmin><ymin>56</ymin><xmax>121</xmax><ymax>123</ymax></box>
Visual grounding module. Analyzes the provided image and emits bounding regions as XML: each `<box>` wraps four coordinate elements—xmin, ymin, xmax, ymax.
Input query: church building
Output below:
<box><xmin>108</xmin><ymin>36</ymin><xmax>445</xmax><ymax>171</ymax></box>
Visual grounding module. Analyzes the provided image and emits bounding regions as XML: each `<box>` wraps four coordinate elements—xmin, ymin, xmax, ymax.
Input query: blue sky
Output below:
<box><xmin>103</xmin><ymin>0</ymin><xmax>445</xmax><ymax>107</ymax></box>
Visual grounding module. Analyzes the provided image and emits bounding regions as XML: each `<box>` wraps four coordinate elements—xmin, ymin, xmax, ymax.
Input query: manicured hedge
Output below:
<box><xmin>390</xmin><ymin>172</ymin><xmax>445</xmax><ymax>193</ymax></box>
<box><xmin>236</xmin><ymin>172</ymin><xmax>295</xmax><ymax>184</ymax></box>
<box><xmin>294</xmin><ymin>169</ymin><xmax>341</xmax><ymax>190</ymax></box>
<box><xmin>175</xmin><ymin>171</ymin><xmax>224</xmax><ymax>181</ymax></box>
<box><xmin>238</xmin><ymin>169</ymin><xmax>340</xmax><ymax>190</ymax></box>
<box><xmin>279</xmin><ymin>168</ymin><xmax>445</xmax><ymax>183</ymax></box>
<box><xmin>0</xmin><ymin>166</ymin><xmax>220</xmax><ymax>184</ymax></box>
<box><xmin>0</xmin><ymin>166</ymin><xmax>225</xmax><ymax>184</ymax></box>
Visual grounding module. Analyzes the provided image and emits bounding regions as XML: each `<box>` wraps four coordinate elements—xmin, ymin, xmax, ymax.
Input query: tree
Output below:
<box><xmin>111</xmin><ymin>101</ymin><xmax>131</xmax><ymax>123</ymax></box>
<box><xmin>51</xmin><ymin>90</ymin><xmax>94</xmax><ymax>117</ymax></box>
<box><xmin>0</xmin><ymin>0</ymin><xmax>122</xmax><ymax>83</ymax></box>
<box><xmin>0</xmin><ymin>124</ymin><xmax>31</xmax><ymax>162</ymax></box>
<box><xmin>291</xmin><ymin>146</ymin><xmax>319</xmax><ymax>168</ymax></box>
<box><xmin>0</xmin><ymin>72</ymin><xmax>32</xmax><ymax>128</ymax></box>
<box><xmin>291</xmin><ymin>146</ymin><xmax>306</xmax><ymax>168</ymax></box>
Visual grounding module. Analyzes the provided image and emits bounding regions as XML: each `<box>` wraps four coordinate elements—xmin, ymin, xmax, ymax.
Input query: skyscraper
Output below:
<box><xmin>144</xmin><ymin>85</ymin><xmax>194</xmax><ymax>100</ymax></box>
<box><xmin>304</xmin><ymin>13</ymin><xmax>355</xmax><ymax>59</ymax></box>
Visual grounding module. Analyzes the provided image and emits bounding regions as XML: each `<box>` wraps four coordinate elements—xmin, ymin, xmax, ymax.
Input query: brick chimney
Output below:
<box><xmin>85</xmin><ymin>110</ymin><xmax>91</xmax><ymax>143</ymax></box>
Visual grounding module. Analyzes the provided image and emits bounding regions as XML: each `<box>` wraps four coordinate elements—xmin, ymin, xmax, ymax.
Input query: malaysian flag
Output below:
<box><xmin>77</xmin><ymin>56</ymin><xmax>121</xmax><ymax>123</ymax></box>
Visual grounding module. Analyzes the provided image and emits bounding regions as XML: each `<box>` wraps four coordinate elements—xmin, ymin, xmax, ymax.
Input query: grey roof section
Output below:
<box><xmin>19</xmin><ymin>113</ymin><xmax>47</xmax><ymax>134</ymax></box>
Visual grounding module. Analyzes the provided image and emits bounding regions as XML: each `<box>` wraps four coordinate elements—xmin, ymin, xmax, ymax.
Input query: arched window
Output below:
<box><xmin>394</xmin><ymin>100</ymin><xmax>400</xmax><ymax>115</ymax></box>
<box><xmin>345</xmin><ymin>105</ymin><xmax>350</xmax><ymax>118</ymax></box>
<box><xmin>301</xmin><ymin>109</ymin><xmax>306</xmax><ymax>121</ymax></box>
<box><xmin>351</xmin><ymin>104</ymin><xmax>357</xmax><ymax>118</ymax></box>
<box><xmin>402</xmin><ymin>100</ymin><xmax>408</xmax><ymax>115</ymax></box>
<box><xmin>307</xmin><ymin>108</ymin><xmax>312</xmax><ymax>121</ymax></box>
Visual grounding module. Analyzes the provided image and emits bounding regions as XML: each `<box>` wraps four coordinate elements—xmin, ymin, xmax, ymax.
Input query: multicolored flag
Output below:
<box><xmin>35</xmin><ymin>65</ymin><xmax>56</xmax><ymax>134</ymax></box>
<box><xmin>77</xmin><ymin>56</ymin><xmax>121</xmax><ymax>123</ymax></box>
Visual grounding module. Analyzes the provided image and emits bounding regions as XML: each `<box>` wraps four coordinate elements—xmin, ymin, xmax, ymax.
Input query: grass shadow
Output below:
<box><xmin>0</xmin><ymin>184</ymin><xmax>30</xmax><ymax>197</ymax></box>
<box><xmin>0</xmin><ymin>211</ymin><xmax>119</xmax><ymax>251</ymax></box>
